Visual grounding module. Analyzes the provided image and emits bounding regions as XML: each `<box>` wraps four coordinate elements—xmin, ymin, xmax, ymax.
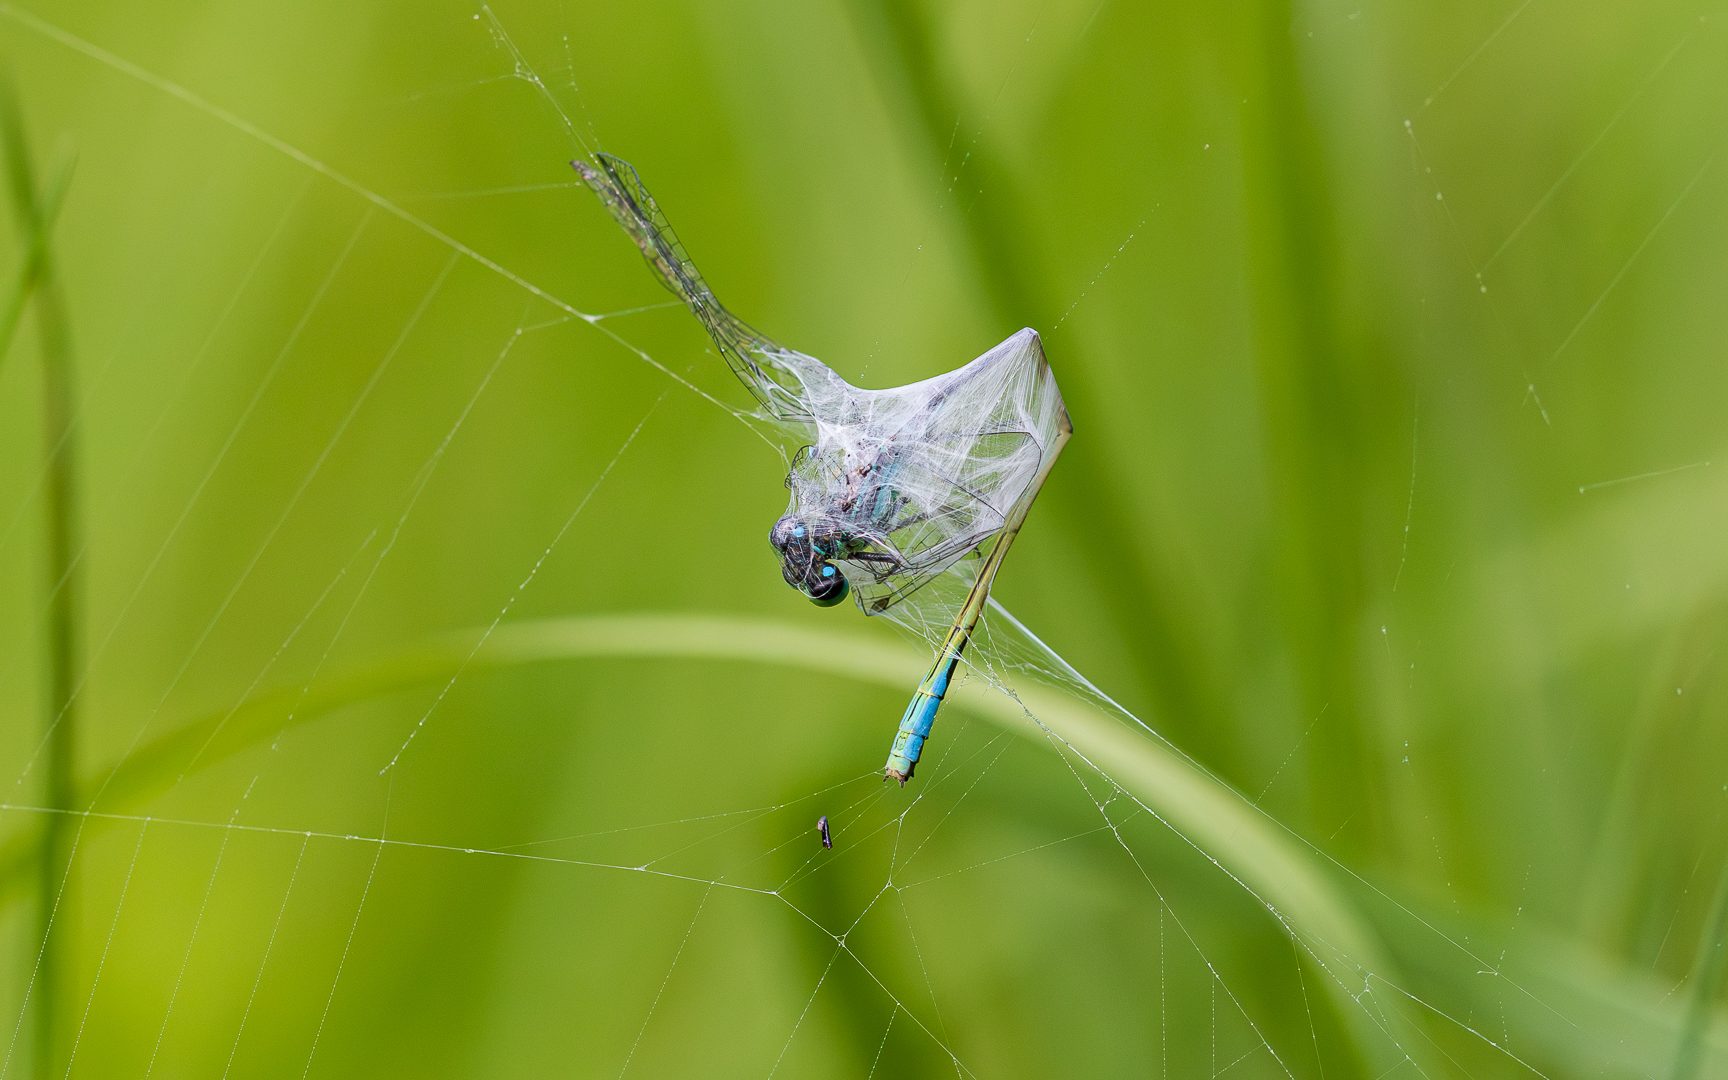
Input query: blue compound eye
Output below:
<box><xmin>806</xmin><ymin>568</ymin><xmax>849</xmax><ymax>607</ymax></box>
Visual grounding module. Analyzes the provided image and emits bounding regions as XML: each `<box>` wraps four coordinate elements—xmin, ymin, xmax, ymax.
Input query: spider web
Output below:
<box><xmin>0</xmin><ymin>1</ymin><xmax>1726</xmax><ymax>1078</ymax></box>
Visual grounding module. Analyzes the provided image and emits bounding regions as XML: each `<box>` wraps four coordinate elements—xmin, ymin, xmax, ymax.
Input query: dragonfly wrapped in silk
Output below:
<box><xmin>574</xmin><ymin>154</ymin><xmax>1071</xmax><ymax>783</ymax></box>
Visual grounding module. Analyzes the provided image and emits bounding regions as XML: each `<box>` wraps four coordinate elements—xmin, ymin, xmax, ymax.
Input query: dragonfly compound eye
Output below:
<box><xmin>770</xmin><ymin>515</ymin><xmax>850</xmax><ymax>607</ymax></box>
<box><xmin>804</xmin><ymin>564</ymin><xmax>850</xmax><ymax>607</ymax></box>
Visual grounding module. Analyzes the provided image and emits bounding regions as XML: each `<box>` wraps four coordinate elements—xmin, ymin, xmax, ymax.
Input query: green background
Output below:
<box><xmin>2</xmin><ymin>0</ymin><xmax>1727</xmax><ymax>1076</ymax></box>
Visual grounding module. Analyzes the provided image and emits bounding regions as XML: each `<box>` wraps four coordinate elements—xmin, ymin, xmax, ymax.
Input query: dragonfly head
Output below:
<box><xmin>770</xmin><ymin>515</ymin><xmax>850</xmax><ymax>608</ymax></box>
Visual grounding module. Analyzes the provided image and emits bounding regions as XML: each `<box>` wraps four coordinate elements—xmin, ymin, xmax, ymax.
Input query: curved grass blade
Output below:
<box><xmin>12</xmin><ymin>615</ymin><xmax>1721</xmax><ymax>1073</ymax></box>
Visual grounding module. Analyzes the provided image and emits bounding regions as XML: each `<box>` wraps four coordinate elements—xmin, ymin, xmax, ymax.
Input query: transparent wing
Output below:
<box><xmin>821</xmin><ymin>329</ymin><xmax>1071</xmax><ymax>615</ymax></box>
<box><xmin>577</xmin><ymin>158</ymin><xmax>1069</xmax><ymax>620</ymax></box>
<box><xmin>573</xmin><ymin>153</ymin><xmax>844</xmax><ymax>426</ymax></box>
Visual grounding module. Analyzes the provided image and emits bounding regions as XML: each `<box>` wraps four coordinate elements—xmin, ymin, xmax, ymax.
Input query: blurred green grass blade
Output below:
<box><xmin>842</xmin><ymin>0</ymin><xmax>1234</xmax><ymax>772</ymax></box>
<box><xmin>1371</xmin><ymin>901</ymin><xmax>1728</xmax><ymax>1078</ymax></box>
<box><xmin>0</xmin><ymin>140</ymin><xmax>70</xmax><ymax>377</ymax></box>
<box><xmin>0</xmin><ymin>612</ymin><xmax>1401</xmax><ymax>1070</ymax></box>
<box><xmin>843</xmin><ymin>0</ymin><xmax>1039</xmax><ymax>325</ymax></box>
<box><xmin>0</xmin><ymin>67</ymin><xmax>79</xmax><ymax>1080</ymax></box>
<box><xmin>8</xmin><ymin>613</ymin><xmax>1726</xmax><ymax>1071</ymax></box>
<box><xmin>39</xmin><ymin>610</ymin><xmax>1728</xmax><ymax>1075</ymax></box>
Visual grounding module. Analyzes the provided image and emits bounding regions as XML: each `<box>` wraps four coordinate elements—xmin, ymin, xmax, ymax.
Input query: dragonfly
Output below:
<box><xmin>574</xmin><ymin>154</ymin><xmax>1071</xmax><ymax>783</ymax></box>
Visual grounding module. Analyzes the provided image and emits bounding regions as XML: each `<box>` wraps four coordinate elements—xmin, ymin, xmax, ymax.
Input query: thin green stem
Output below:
<box><xmin>0</xmin><ymin>71</ymin><xmax>79</xmax><ymax>1080</ymax></box>
<box><xmin>0</xmin><ymin>146</ymin><xmax>70</xmax><ymax>379</ymax></box>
